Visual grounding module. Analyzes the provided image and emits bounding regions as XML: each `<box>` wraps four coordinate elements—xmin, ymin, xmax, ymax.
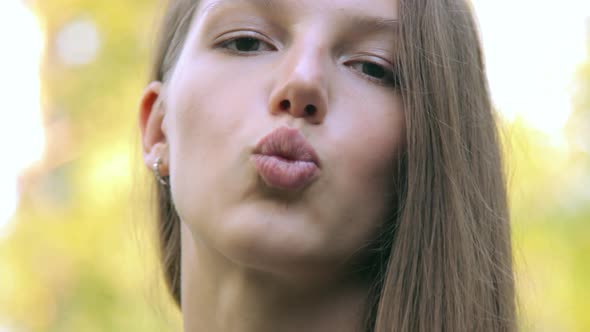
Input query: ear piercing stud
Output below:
<box><xmin>152</xmin><ymin>157</ymin><xmax>169</xmax><ymax>186</ymax></box>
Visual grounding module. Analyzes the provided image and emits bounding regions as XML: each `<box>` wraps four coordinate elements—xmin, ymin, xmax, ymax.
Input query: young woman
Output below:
<box><xmin>138</xmin><ymin>0</ymin><xmax>516</xmax><ymax>331</ymax></box>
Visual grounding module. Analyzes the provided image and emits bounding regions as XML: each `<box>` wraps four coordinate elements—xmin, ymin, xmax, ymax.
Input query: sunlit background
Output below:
<box><xmin>0</xmin><ymin>0</ymin><xmax>588</xmax><ymax>331</ymax></box>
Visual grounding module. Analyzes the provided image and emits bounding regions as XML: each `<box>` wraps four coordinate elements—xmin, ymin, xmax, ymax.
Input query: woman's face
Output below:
<box><xmin>160</xmin><ymin>0</ymin><xmax>403</xmax><ymax>277</ymax></box>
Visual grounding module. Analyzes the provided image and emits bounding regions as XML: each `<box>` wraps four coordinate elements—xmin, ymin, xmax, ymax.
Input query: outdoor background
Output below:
<box><xmin>0</xmin><ymin>0</ymin><xmax>589</xmax><ymax>331</ymax></box>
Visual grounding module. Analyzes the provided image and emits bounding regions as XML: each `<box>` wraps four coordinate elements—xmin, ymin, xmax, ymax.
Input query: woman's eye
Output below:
<box><xmin>218</xmin><ymin>36</ymin><xmax>275</xmax><ymax>53</ymax></box>
<box><xmin>350</xmin><ymin>61</ymin><xmax>398</xmax><ymax>87</ymax></box>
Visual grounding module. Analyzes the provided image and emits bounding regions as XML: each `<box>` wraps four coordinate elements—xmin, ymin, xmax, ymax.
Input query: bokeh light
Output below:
<box><xmin>56</xmin><ymin>18</ymin><xmax>101</xmax><ymax>66</ymax></box>
<box><xmin>472</xmin><ymin>0</ymin><xmax>590</xmax><ymax>146</ymax></box>
<box><xmin>0</xmin><ymin>0</ymin><xmax>45</xmax><ymax>237</ymax></box>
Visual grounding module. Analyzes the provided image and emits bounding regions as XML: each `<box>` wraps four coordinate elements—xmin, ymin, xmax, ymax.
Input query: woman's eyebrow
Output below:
<box><xmin>201</xmin><ymin>0</ymin><xmax>285</xmax><ymax>17</ymax></box>
<box><xmin>200</xmin><ymin>0</ymin><xmax>398</xmax><ymax>36</ymax></box>
<box><xmin>345</xmin><ymin>15</ymin><xmax>399</xmax><ymax>36</ymax></box>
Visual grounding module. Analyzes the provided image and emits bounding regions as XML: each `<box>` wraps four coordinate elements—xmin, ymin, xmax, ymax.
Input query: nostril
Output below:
<box><xmin>304</xmin><ymin>105</ymin><xmax>317</xmax><ymax>116</ymax></box>
<box><xmin>279</xmin><ymin>100</ymin><xmax>291</xmax><ymax>110</ymax></box>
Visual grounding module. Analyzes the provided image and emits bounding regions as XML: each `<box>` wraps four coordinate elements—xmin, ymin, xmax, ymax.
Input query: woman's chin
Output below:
<box><xmin>201</xmin><ymin>205</ymin><xmax>344</xmax><ymax>281</ymax></box>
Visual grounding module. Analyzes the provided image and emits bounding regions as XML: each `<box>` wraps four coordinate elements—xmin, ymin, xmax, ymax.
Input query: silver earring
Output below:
<box><xmin>152</xmin><ymin>157</ymin><xmax>169</xmax><ymax>186</ymax></box>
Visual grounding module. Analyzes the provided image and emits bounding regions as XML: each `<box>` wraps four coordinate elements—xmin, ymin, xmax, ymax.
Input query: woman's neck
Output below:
<box><xmin>180</xmin><ymin>223</ymin><xmax>371</xmax><ymax>332</ymax></box>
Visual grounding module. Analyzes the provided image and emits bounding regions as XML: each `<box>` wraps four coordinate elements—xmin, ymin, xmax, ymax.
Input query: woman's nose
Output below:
<box><xmin>268</xmin><ymin>46</ymin><xmax>329</xmax><ymax>125</ymax></box>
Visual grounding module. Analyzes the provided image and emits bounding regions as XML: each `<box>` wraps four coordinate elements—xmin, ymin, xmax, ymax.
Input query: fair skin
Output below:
<box><xmin>140</xmin><ymin>0</ymin><xmax>403</xmax><ymax>331</ymax></box>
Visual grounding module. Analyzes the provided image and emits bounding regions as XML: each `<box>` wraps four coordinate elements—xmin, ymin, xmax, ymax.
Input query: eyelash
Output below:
<box><xmin>215</xmin><ymin>34</ymin><xmax>399</xmax><ymax>88</ymax></box>
<box><xmin>348</xmin><ymin>59</ymin><xmax>399</xmax><ymax>88</ymax></box>
<box><xmin>217</xmin><ymin>33</ymin><xmax>277</xmax><ymax>54</ymax></box>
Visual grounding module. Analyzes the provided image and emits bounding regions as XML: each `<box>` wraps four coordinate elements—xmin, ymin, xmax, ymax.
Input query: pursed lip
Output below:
<box><xmin>252</xmin><ymin>126</ymin><xmax>321</xmax><ymax>167</ymax></box>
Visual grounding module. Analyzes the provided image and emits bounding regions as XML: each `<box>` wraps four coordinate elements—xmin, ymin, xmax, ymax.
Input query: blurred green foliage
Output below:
<box><xmin>0</xmin><ymin>1</ymin><xmax>588</xmax><ymax>331</ymax></box>
<box><xmin>1</xmin><ymin>0</ymin><xmax>182</xmax><ymax>331</ymax></box>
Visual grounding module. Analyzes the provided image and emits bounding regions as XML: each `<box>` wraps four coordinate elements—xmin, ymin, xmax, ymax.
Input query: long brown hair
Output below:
<box><xmin>145</xmin><ymin>0</ymin><xmax>516</xmax><ymax>331</ymax></box>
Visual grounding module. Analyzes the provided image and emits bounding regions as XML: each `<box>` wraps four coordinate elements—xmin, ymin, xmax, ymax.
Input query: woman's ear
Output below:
<box><xmin>139</xmin><ymin>81</ymin><xmax>169</xmax><ymax>176</ymax></box>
